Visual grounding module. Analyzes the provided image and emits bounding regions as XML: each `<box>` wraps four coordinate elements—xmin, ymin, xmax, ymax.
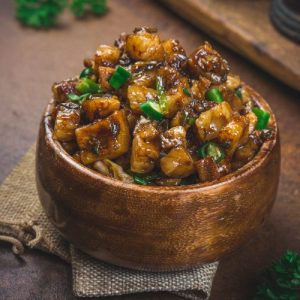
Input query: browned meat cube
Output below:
<box><xmin>226</xmin><ymin>74</ymin><xmax>241</xmax><ymax>90</ymax></box>
<box><xmin>82</xmin><ymin>96</ymin><xmax>120</xmax><ymax>121</ymax></box>
<box><xmin>75</xmin><ymin>110</ymin><xmax>130</xmax><ymax>164</ymax></box>
<box><xmin>188</xmin><ymin>42</ymin><xmax>229</xmax><ymax>84</ymax></box>
<box><xmin>94</xmin><ymin>45</ymin><xmax>120</xmax><ymax>67</ymax></box>
<box><xmin>162</xmin><ymin>39</ymin><xmax>187</xmax><ymax>69</ymax></box>
<box><xmin>218</xmin><ymin>115</ymin><xmax>249</xmax><ymax>157</ymax></box>
<box><xmin>98</xmin><ymin>66</ymin><xmax>115</xmax><ymax>92</ymax></box>
<box><xmin>160</xmin><ymin>147</ymin><xmax>194</xmax><ymax>178</ymax></box>
<box><xmin>133</xmin><ymin>117</ymin><xmax>160</xmax><ymax>141</ymax></box>
<box><xmin>52</xmin><ymin>78</ymin><xmax>79</xmax><ymax>103</ymax></box>
<box><xmin>126</xmin><ymin>29</ymin><xmax>165</xmax><ymax>62</ymax></box>
<box><xmin>130</xmin><ymin>118</ymin><xmax>160</xmax><ymax>173</ymax></box>
<box><xmin>191</xmin><ymin>77</ymin><xmax>211</xmax><ymax>100</ymax></box>
<box><xmin>195</xmin><ymin>157</ymin><xmax>221</xmax><ymax>182</ymax></box>
<box><xmin>161</xmin><ymin>126</ymin><xmax>187</xmax><ymax>152</ymax></box>
<box><xmin>233</xmin><ymin>134</ymin><xmax>261</xmax><ymax>165</ymax></box>
<box><xmin>130</xmin><ymin>135</ymin><xmax>160</xmax><ymax>174</ymax></box>
<box><xmin>195</xmin><ymin>102</ymin><xmax>233</xmax><ymax>142</ymax></box>
<box><xmin>130</xmin><ymin>70</ymin><xmax>158</xmax><ymax>88</ymax></box>
<box><xmin>127</xmin><ymin>85</ymin><xmax>157</xmax><ymax>113</ymax></box>
<box><xmin>165</xmin><ymin>87</ymin><xmax>191</xmax><ymax>118</ymax></box>
<box><xmin>53</xmin><ymin>103</ymin><xmax>80</xmax><ymax>142</ymax></box>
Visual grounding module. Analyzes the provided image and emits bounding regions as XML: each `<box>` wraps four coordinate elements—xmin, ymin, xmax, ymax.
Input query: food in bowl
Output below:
<box><xmin>51</xmin><ymin>27</ymin><xmax>274</xmax><ymax>186</ymax></box>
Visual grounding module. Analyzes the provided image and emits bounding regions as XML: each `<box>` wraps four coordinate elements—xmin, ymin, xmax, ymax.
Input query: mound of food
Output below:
<box><xmin>51</xmin><ymin>27</ymin><xmax>273</xmax><ymax>186</ymax></box>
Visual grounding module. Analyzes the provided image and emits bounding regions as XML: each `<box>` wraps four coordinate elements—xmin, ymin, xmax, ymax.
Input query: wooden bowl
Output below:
<box><xmin>36</xmin><ymin>84</ymin><xmax>280</xmax><ymax>271</ymax></box>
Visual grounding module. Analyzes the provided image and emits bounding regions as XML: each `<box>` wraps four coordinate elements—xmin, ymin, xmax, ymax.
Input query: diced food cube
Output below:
<box><xmin>195</xmin><ymin>102</ymin><xmax>233</xmax><ymax>142</ymax></box>
<box><xmin>160</xmin><ymin>147</ymin><xmax>194</xmax><ymax>178</ymax></box>
<box><xmin>53</xmin><ymin>103</ymin><xmax>80</xmax><ymax>142</ymax></box>
<box><xmin>82</xmin><ymin>96</ymin><xmax>120</xmax><ymax>121</ymax></box>
<box><xmin>75</xmin><ymin>110</ymin><xmax>130</xmax><ymax>164</ymax></box>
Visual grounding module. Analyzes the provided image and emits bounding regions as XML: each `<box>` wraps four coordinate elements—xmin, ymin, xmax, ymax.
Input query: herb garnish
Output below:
<box><xmin>254</xmin><ymin>250</ymin><xmax>300</xmax><ymax>300</ymax></box>
<box><xmin>67</xmin><ymin>93</ymin><xmax>91</xmax><ymax>103</ymax></box>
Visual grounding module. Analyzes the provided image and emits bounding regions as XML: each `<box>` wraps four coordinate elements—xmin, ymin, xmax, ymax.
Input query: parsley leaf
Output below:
<box><xmin>15</xmin><ymin>0</ymin><xmax>107</xmax><ymax>28</ymax></box>
<box><xmin>254</xmin><ymin>250</ymin><xmax>300</xmax><ymax>300</ymax></box>
<box><xmin>15</xmin><ymin>0</ymin><xmax>67</xmax><ymax>28</ymax></box>
<box><xmin>70</xmin><ymin>0</ymin><xmax>107</xmax><ymax>17</ymax></box>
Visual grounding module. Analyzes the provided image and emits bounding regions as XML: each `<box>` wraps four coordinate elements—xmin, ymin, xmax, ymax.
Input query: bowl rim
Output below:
<box><xmin>42</xmin><ymin>83</ymin><xmax>278</xmax><ymax>194</ymax></box>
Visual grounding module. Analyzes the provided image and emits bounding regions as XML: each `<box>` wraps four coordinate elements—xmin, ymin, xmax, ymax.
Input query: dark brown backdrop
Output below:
<box><xmin>0</xmin><ymin>0</ymin><xmax>300</xmax><ymax>299</ymax></box>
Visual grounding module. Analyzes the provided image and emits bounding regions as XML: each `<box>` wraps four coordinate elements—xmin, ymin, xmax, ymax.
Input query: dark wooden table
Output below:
<box><xmin>0</xmin><ymin>0</ymin><xmax>299</xmax><ymax>299</ymax></box>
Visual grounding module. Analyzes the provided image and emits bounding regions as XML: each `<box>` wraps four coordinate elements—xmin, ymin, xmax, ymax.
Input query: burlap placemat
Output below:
<box><xmin>0</xmin><ymin>145</ymin><xmax>218</xmax><ymax>299</ymax></box>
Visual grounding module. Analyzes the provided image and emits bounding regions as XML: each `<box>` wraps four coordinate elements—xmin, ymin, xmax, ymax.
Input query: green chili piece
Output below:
<box><xmin>252</xmin><ymin>107</ymin><xmax>270</xmax><ymax>130</ymax></box>
<box><xmin>109</xmin><ymin>66</ymin><xmax>131</xmax><ymax>89</ymax></box>
<box><xmin>79</xmin><ymin>67</ymin><xmax>93</xmax><ymax>79</ymax></box>
<box><xmin>183</xmin><ymin>87</ymin><xmax>192</xmax><ymax>96</ymax></box>
<box><xmin>206</xmin><ymin>88</ymin><xmax>223</xmax><ymax>103</ymax></box>
<box><xmin>67</xmin><ymin>92</ymin><xmax>91</xmax><ymax>103</ymax></box>
<box><xmin>76</xmin><ymin>78</ymin><xmax>101</xmax><ymax>94</ymax></box>
<box><xmin>140</xmin><ymin>101</ymin><xmax>163</xmax><ymax>121</ymax></box>
<box><xmin>133</xmin><ymin>175</ymin><xmax>150</xmax><ymax>185</ymax></box>
<box><xmin>187</xmin><ymin>117</ymin><xmax>196</xmax><ymax>126</ymax></box>
<box><xmin>159</xmin><ymin>94</ymin><xmax>168</xmax><ymax>113</ymax></box>
<box><xmin>235</xmin><ymin>87</ymin><xmax>242</xmax><ymax>99</ymax></box>
<box><xmin>156</xmin><ymin>77</ymin><xmax>168</xmax><ymax>113</ymax></box>
<box><xmin>156</xmin><ymin>76</ymin><xmax>164</xmax><ymax>96</ymax></box>
<box><xmin>198</xmin><ymin>142</ymin><xmax>225</xmax><ymax>162</ymax></box>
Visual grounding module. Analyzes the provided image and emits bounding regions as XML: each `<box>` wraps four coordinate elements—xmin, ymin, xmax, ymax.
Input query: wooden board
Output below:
<box><xmin>160</xmin><ymin>0</ymin><xmax>300</xmax><ymax>91</ymax></box>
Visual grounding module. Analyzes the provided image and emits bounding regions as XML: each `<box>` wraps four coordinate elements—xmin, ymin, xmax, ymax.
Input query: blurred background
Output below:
<box><xmin>0</xmin><ymin>0</ymin><xmax>299</xmax><ymax>299</ymax></box>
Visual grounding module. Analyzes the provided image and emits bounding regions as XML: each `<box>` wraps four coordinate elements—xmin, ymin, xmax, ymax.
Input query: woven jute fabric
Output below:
<box><xmin>0</xmin><ymin>145</ymin><xmax>218</xmax><ymax>299</ymax></box>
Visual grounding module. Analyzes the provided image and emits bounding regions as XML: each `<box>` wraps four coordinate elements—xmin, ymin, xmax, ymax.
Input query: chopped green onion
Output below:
<box><xmin>235</xmin><ymin>87</ymin><xmax>242</xmax><ymax>99</ymax></box>
<box><xmin>197</xmin><ymin>142</ymin><xmax>224</xmax><ymax>162</ymax></box>
<box><xmin>76</xmin><ymin>78</ymin><xmax>101</xmax><ymax>94</ymax></box>
<box><xmin>156</xmin><ymin>77</ymin><xmax>168</xmax><ymax>113</ymax></box>
<box><xmin>252</xmin><ymin>107</ymin><xmax>270</xmax><ymax>130</ymax></box>
<box><xmin>133</xmin><ymin>175</ymin><xmax>150</xmax><ymax>185</ymax></box>
<box><xmin>67</xmin><ymin>93</ymin><xmax>91</xmax><ymax>103</ymax></box>
<box><xmin>159</xmin><ymin>94</ymin><xmax>168</xmax><ymax>113</ymax></box>
<box><xmin>140</xmin><ymin>101</ymin><xmax>163</xmax><ymax>121</ymax></box>
<box><xmin>109</xmin><ymin>66</ymin><xmax>131</xmax><ymax>89</ymax></box>
<box><xmin>79</xmin><ymin>67</ymin><xmax>93</xmax><ymax>79</ymax></box>
<box><xmin>206</xmin><ymin>88</ymin><xmax>223</xmax><ymax>103</ymax></box>
<box><xmin>156</xmin><ymin>76</ymin><xmax>164</xmax><ymax>97</ymax></box>
<box><xmin>187</xmin><ymin>117</ymin><xmax>196</xmax><ymax>126</ymax></box>
<box><xmin>183</xmin><ymin>87</ymin><xmax>192</xmax><ymax>96</ymax></box>
<box><xmin>131</xmin><ymin>172</ymin><xmax>162</xmax><ymax>185</ymax></box>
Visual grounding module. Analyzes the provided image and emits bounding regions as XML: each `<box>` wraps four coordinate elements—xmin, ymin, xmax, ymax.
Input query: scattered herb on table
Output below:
<box><xmin>254</xmin><ymin>250</ymin><xmax>300</xmax><ymax>300</ymax></box>
<box><xmin>15</xmin><ymin>0</ymin><xmax>67</xmax><ymax>28</ymax></box>
<box><xmin>15</xmin><ymin>0</ymin><xmax>107</xmax><ymax>29</ymax></box>
<box><xmin>70</xmin><ymin>0</ymin><xmax>107</xmax><ymax>17</ymax></box>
